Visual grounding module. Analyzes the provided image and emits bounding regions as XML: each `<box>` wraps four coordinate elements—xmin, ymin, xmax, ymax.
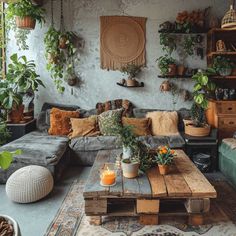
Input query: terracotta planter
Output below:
<box><xmin>126</xmin><ymin>79</ymin><xmax>137</xmax><ymax>87</ymax></box>
<box><xmin>121</xmin><ymin>160</ymin><xmax>139</xmax><ymax>178</ymax></box>
<box><xmin>59</xmin><ymin>35</ymin><xmax>68</xmax><ymax>49</ymax></box>
<box><xmin>8</xmin><ymin>105</ymin><xmax>24</xmax><ymax>124</ymax></box>
<box><xmin>160</xmin><ymin>80</ymin><xmax>171</xmax><ymax>92</ymax></box>
<box><xmin>177</xmin><ymin>65</ymin><xmax>186</xmax><ymax>76</ymax></box>
<box><xmin>168</xmin><ymin>64</ymin><xmax>177</xmax><ymax>76</ymax></box>
<box><xmin>158</xmin><ymin>164</ymin><xmax>170</xmax><ymax>175</ymax></box>
<box><xmin>185</xmin><ymin>123</ymin><xmax>211</xmax><ymax>137</ymax></box>
<box><xmin>16</xmin><ymin>16</ymin><xmax>36</xmax><ymax>30</ymax></box>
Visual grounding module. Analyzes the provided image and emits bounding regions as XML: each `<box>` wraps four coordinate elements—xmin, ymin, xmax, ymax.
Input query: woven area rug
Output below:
<box><xmin>45</xmin><ymin>180</ymin><xmax>236</xmax><ymax>236</ymax></box>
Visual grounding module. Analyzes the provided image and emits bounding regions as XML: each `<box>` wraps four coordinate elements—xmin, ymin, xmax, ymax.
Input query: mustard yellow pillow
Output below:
<box><xmin>69</xmin><ymin>116</ymin><xmax>100</xmax><ymax>138</ymax></box>
<box><xmin>48</xmin><ymin>108</ymin><xmax>80</xmax><ymax>136</ymax></box>
<box><xmin>122</xmin><ymin>117</ymin><xmax>151</xmax><ymax>136</ymax></box>
<box><xmin>146</xmin><ymin>111</ymin><xmax>178</xmax><ymax>136</ymax></box>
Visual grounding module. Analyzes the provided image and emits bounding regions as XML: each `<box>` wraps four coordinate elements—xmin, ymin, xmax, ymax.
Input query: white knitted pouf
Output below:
<box><xmin>6</xmin><ymin>165</ymin><xmax>54</xmax><ymax>203</ymax></box>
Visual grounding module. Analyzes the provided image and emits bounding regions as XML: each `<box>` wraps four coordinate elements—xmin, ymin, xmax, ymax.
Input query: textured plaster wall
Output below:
<box><xmin>7</xmin><ymin>0</ymin><xmax>228</xmax><ymax>115</ymax></box>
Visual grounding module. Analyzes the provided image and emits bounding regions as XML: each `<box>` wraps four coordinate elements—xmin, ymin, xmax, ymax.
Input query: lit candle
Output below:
<box><xmin>101</xmin><ymin>167</ymin><xmax>116</xmax><ymax>185</ymax></box>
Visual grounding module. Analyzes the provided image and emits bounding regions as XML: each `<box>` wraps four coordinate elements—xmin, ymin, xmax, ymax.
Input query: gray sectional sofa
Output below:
<box><xmin>0</xmin><ymin>103</ymin><xmax>190</xmax><ymax>184</ymax></box>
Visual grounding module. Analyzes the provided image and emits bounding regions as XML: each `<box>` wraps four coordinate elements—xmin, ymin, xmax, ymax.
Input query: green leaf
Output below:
<box><xmin>10</xmin><ymin>53</ymin><xmax>18</xmax><ymax>62</ymax></box>
<box><xmin>193</xmin><ymin>83</ymin><xmax>202</xmax><ymax>92</ymax></box>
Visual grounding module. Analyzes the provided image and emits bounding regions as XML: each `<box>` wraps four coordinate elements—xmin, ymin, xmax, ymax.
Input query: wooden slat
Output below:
<box><xmin>174</xmin><ymin>150</ymin><xmax>217</xmax><ymax>198</ymax></box>
<box><xmin>164</xmin><ymin>164</ymin><xmax>191</xmax><ymax>197</ymax></box>
<box><xmin>147</xmin><ymin>167</ymin><xmax>167</xmax><ymax>197</ymax></box>
<box><xmin>108</xmin><ymin>150</ymin><xmax>123</xmax><ymax>197</ymax></box>
<box><xmin>123</xmin><ymin>176</ymin><xmax>140</xmax><ymax>197</ymax></box>
<box><xmin>137</xmin><ymin>199</ymin><xmax>160</xmax><ymax>214</ymax></box>
<box><xmin>137</xmin><ymin>174</ymin><xmax>152</xmax><ymax>198</ymax></box>
<box><xmin>83</xmin><ymin>150</ymin><xmax>111</xmax><ymax>197</ymax></box>
<box><xmin>85</xmin><ymin>199</ymin><xmax>107</xmax><ymax>214</ymax></box>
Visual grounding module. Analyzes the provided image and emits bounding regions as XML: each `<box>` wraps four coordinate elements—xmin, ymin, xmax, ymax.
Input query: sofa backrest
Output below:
<box><xmin>133</xmin><ymin>108</ymin><xmax>190</xmax><ymax>132</ymax></box>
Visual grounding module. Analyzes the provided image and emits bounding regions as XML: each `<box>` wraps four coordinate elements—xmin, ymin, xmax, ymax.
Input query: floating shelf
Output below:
<box><xmin>116</xmin><ymin>82</ymin><xmax>144</xmax><ymax>88</ymax></box>
<box><xmin>209</xmin><ymin>75</ymin><xmax>236</xmax><ymax>80</ymax></box>
<box><xmin>207</xmin><ymin>51</ymin><xmax>236</xmax><ymax>57</ymax></box>
<box><xmin>208</xmin><ymin>28</ymin><xmax>236</xmax><ymax>34</ymax></box>
<box><xmin>158</xmin><ymin>31</ymin><xmax>207</xmax><ymax>34</ymax></box>
<box><xmin>158</xmin><ymin>75</ymin><xmax>192</xmax><ymax>79</ymax></box>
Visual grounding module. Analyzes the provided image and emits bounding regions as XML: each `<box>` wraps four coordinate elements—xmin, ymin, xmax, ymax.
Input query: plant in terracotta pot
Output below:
<box><xmin>0</xmin><ymin>53</ymin><xmax>44</xmax><ymax>123</ymax></box>
<box><xmin>154</xmin><ymin>146</ymin><xmax>175</xmax><ymax>175</ymax></box>
<box><xmin>5</xmin><ymin>0</ymin><xmax>45</xmax><ymax>49</ymax></box>
<box><xmin>157</xmin><ymin>55</ymin><xmax>177</xmax><ymax>76</ymax></box>
<box><xmin>212</xmin><ymin>56</ymin><xmax>234</xmax><ymax>76</ymax></box>
<box><xmin>0</xmin><ymin>149</ymin><xmax>22</xmax><ymax>236</ymax></box>
<box><xmin>121</xmin><ymin>64</ymin><xmax>143</xmax><ymax>87</ymax></box>
<box><xmin>184</xmin><ymin>70</ymin><xmax>216</xmax><ymax>137</ymax></box>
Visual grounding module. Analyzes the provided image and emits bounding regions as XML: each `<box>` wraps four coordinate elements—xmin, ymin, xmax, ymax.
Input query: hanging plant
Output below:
<box><xmin>182</xmin><ymin>35</ymin><xmax>196</xmax><ymax>56</ymax></box>
<box><xmin>5</xmin><ymin>0</ymin><xmax>45</xmax><ymax>50</ymax></box>
<box><xmin>160</xmin><ymin>33</ymin><xmax>177</xmax><ymax>55</ymax></box>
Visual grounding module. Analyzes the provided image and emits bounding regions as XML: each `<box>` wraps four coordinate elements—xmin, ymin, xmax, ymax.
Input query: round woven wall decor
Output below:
<box><xmin>101</xmin><ymin>17</ymin><xmax>145</xmax><ymax>63</ymax></box>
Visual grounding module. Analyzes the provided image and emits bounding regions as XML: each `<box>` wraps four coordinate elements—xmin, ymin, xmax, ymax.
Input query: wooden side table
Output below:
<box><xmin>182</xmin><ymin>129</ymin><xmax>218</xmax><ymax>172</ymax></box>
<box><xmin>7</xmin><ymin>119</ymin><xmax>36</xmax><ymax>142</ymax></box>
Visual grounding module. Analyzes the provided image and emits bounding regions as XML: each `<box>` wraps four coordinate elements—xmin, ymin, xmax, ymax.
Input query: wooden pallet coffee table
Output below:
<box><xmin>83</xmin><ymin>149</ymin><xmax>217</xmax><ymax>225</ymax></box>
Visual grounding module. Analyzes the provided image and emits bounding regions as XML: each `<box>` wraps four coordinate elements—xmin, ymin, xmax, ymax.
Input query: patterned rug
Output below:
<box><xmin>44</xmin><ymin>180</ymin><xmax>236</xmax><ymax>236</ymax></box>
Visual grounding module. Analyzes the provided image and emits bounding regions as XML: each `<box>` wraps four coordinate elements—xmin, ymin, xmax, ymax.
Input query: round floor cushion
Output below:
<box><xmin>6</xmin><ymin>165</ymin><xmax>54</xmax><ymax>203</ymax></box>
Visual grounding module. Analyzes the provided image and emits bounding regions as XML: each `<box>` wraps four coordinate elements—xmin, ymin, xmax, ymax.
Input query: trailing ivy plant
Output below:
<box><xmin>182</xmin><ymin>35</ymin><xmax>196</xmax><ymax>56</ymax></box>
<box><xmin>5</xmin><ymin>0</ymin><xmax>45</xmax><ymax>50</ymax></box>
<box><xmin>44</xmin><ymin>26</ymin><xmax>77</xmax><ymax>93</ymax></box>
<box><xmin>160</xmin><ymin>33</ymin><xmax>177</xmax><ymax>55</ymax></box>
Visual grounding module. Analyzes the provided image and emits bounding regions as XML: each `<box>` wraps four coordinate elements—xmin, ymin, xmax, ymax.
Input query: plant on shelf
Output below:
<box><xmin>184</xmin><ymin>70</ymin><xmax>216</xmax><ymax>136</ymax></box>
<box><xmin>121</xmin><ymin>64</ymin><xmax>143</xmax><ymax>87</ymax></box>
<box><xmin>160</xmin><ymin>33</ymin><xmax>177</xmax><ymax>55</ymax></box>
<box><xmin>154</xmin><ymin>146</ymin><xmax>175</xmax><ymax>175</ymax></box>
<box><xmin>5</xmin><ymin>0</ymin><xmax>45</xmax><ymax>50</ymax></box>
<box><xmin>212</xmin><ymin>56</ymin><xmax>234</xmax><ymax>76</ymax></box>
<box><xmin>0</xmin><ymin>53</ymin><xmax>45</xmax><ymax>123</ymax></box>
<box><xmin>157</xmin><ymin>55</ymin><xmax>176</xmax><ymax>76</ymax></box>
<box><xmin>182</xmin><ymin>35</ymin><xmax>196</xmax><ymax>56</ymax></box>
<box><xmin>44</xmin><ymin>27</ymin><xmax>77</xmax><ymax>93</ymax></box>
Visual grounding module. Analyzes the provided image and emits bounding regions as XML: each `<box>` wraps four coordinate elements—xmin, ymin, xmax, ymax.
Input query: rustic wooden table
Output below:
<box><xmin>83</xmin><ymin>149</ymin><xmax>217</xmax><ymax>225</ymax></box>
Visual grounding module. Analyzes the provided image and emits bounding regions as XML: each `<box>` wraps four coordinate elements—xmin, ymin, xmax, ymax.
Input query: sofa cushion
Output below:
<box><xmin>0</xmin><ymin>131</ymin><xmax>69</xmax><ymax>166</ymax></box>
<box><xmin>146</xmin><ymin>111</ymin><xmax>179</xmax><ymax>136</ymax></box>
<box><xmin>98</xmin><ymin>109</ymin><xmax>123</xmax><ymax>136</ymax></box>
<box><xmin>122</xmin><ymin>117</ymin><xmax>151</xmax><ymax>136</ymax></box>
<box><xmin>70</xmin><ymin>136</ymin><xmax>120</xmax><ymax>151</ymax></box>
<box><xmin>219</xmin><ymin>138</ymin><xmax>236</xmax><ymax>165</ymax></box>
<box><xmin>48</xmin><ymin>108</ymin><xmax>80</xmax><ymax>136</ymax></box>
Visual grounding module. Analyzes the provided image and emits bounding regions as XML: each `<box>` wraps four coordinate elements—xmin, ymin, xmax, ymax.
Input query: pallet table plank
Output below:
<box><xmin>147</xmin><ymin>167</ymin><xmax>167</xmax><ymax>197</ymax></box>
<box><xmin>138</xmin><ymin>173</ymin><xmax>152</xmax><ymax>198</ymax></box>
<box><xmin>164</xmin><ymin>164</ymin><xmax>192</xmax><ymax>197</ymax></box>
<box><xmin>83</xmin><ymin>150</ymin><xmax>111</xmax><ymax>197</ymax></box>
<box><xmin>123</xmin><ymin>176</ymin><xmax>140</xmax><ymax>197</ymax></box>
<box><xmin>174</xmin><ymin>150</ymin><xmax>217</xmax><ymax>198</ymax></box>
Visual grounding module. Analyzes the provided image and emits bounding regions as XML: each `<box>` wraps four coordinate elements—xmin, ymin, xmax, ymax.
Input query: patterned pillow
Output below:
<box><xmin>98</xmin><ymin>109</ymin><xmax>123</xmax><ymax>136</ymax></box>
<box><xmin>48</xmin><ymin>108</ymin><xmax>80</xmax><ymax>136</ymax></box>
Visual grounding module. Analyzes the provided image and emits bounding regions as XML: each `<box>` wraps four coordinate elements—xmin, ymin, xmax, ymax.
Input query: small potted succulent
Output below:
<box><xmin>157</xmin><ymin>55</ymin><xmax>177</xmax><ymax>76</ymax></box>
<box><xmin>121</xmin><ymin>64</ymin><xmax>143</xmax><ymax>87</ymax></box>
<box><xmin>212</xmin><ymin>56</ymin><xmax>234</xmax><ymax>76</ymax></box>
<box><xmin>154</xmin><ymin>146</ymin><xmax>175</xmax><ymax>175</ymax></box>
<box><xmin>0</xmin><ymin>149</ymin><xmax>22</xmax><ymax>236</ymax></box>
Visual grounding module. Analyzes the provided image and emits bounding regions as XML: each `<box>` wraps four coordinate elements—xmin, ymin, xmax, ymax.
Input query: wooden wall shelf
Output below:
<box><xmin>116</xmin><ymin>83</ymin><xmax>144</xmax><ymax>88</ymax></box>
<box><xmin>207</xmin><ymin>51</ymin><xmax>236</xmax><ymax>57</ymax></box>
<box><xmin>210</xmin><ymin>75</ymin><xmax>236</xmax><ymax>80</ymax></box>
<box><xmin>158</xmin><ymin>75</ymin><xmax>192</xmax><ymax>79</ymax></box>
<box><xmin>158</xmin><ymin>31</ymin><xmax>207</xmax><ymax>34</ymax></box>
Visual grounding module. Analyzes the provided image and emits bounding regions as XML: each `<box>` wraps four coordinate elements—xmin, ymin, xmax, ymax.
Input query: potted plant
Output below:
<box><xmin>160</xmin><ymin>33</ymin><xmax>177</xmax><ymax>55</ymax></box>
<box><xmin>212</xmin><ymin>56</ymin><xmax>234</xmax><ymax>76</ymax></box>
<box><xmin>157</xmin><ymin>55</ymin><xmax>177</xmax><ymax>76</ymax></box>
<box><xmin>154</xmin><ymin>146</ymin><xmax>175</xmax><ymax>175</ymax></box>
<box><xmin>184</xmin><ymin>70</ymin><xmax>216</xmax><ymax>137</ymax></box>
<box><xmin>121</xmin><ymin>64</ymin><xmax>143</xmax><ymax>87</ymax></box>
<box><xmin>0</xmin><ymin>149</ymin><xmax>22</xmax><ymax>236</ymax></box>
<box><xmin>0</xmin><ymin>53</ymin><xmax>45</xmax><ymax>123</ymax></box>
<box><xmin>6</xmin><ymin>0</ymin><xmax>45</xmax><ymax>30</ymax></box>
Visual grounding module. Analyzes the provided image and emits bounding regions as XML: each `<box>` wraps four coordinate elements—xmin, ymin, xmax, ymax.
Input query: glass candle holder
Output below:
<box><xmin>100</xmin><ymin>163</ymin><xmax>117</xmax><ymax>186</ymax></box>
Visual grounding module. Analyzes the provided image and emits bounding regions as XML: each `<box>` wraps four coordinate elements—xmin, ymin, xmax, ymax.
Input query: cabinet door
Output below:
<box><xmin>217</xmin><ymin>102</ymin><xmax>236</xmax><ymax>115</ymax></box>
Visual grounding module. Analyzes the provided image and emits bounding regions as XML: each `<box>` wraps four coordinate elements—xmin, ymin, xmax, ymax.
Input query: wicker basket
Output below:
<box><xmin>16</xmin><ymin>16</ymin><xmax>36</xmax><ymax>30</ymax></box>
<box><xmin>222</xmin><ymin>5</ymin><xmax>236</xmax><ymax>29</ymax></box>
<box><xmin>185</xmin><ymin>123</ymin><xmax>211</xmax><ymax>137</ymax></box>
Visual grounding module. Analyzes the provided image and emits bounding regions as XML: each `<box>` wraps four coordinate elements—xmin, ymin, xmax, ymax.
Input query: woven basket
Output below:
<box><xmin>16</xmin><ymin>16</ymin><xmax>36</xmax><ymax>30</ymax></box>
<box><xmin>222</xmin><ymin>5</ymin><xmax>236</xmax><ymax>29</ymax></box>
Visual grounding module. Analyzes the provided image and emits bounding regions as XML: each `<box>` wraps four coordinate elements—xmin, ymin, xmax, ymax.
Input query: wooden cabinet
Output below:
<box><xmin>206</xmin><ymin>100</ymin><xmax>236</xmax><ymax>140</ymax></box>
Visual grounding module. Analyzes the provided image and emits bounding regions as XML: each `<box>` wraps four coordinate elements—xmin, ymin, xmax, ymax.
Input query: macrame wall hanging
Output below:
<box><xmin>100</xmin><ymin>16</ymin><xmax>147</xmax><ymax>70</ymax></box>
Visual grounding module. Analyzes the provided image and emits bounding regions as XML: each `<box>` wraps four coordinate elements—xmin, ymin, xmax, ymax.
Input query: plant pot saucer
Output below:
<box><xmin>100</xmin><ymin>181</ymin><xmax>116</xmax><ymax>187</ymax></box>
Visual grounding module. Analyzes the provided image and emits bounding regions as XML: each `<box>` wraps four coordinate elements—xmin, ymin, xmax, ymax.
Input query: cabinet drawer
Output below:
<box><xmin>219</xmin><ymin>117</ymin><xmax>236</xmax><ymax>129</ymax></box>
<box><xmin>217</xmin><ymin>103</ymin><xmax>236</xmax><ymax>115</ymax></box>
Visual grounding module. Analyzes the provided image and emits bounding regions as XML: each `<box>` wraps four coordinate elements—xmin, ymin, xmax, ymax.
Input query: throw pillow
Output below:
<box><xmin>122</xmin><ymin>117</ymin><xmax>151</xmax><ymax>136</ymax></box>
<box><xmin>98</xmin><ymin>109</ymin><xmax>123</xmax><ymax>136</ymax></box>
<box><xmin>146</xmin><ymin>111</ymin><xmax>179</xmax><ymax>136</ymax></box>
<box><xmin>69</xmin><ymin>116</ymin><xmax>100</xmax><ymax>138</ymax></box>
<box><xmin>48</xmin><ymin>108</ymin><xmax>80</xmax><ymax>136</ymax></box>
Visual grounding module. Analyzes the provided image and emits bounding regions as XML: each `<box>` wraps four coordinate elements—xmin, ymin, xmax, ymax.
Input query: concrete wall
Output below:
<box><xmin>7</xmin><ymin>0</ymin><xmax>228</xmax><ymax>115</ymax></box>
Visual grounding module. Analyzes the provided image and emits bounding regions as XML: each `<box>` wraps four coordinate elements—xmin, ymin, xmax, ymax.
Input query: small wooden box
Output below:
<box><xmin>137</xmin><ymin>199</ymin><xmax>160</xmax><ymax>214</ymax></box>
